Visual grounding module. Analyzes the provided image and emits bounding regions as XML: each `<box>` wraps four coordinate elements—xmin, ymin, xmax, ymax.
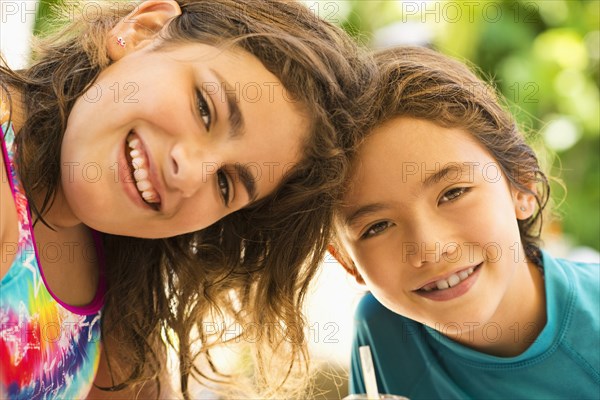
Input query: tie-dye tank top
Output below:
<box><xmin>1</xmin><ymin>106</ymin><xmax>106</xmax><ymax>399</ymax></box>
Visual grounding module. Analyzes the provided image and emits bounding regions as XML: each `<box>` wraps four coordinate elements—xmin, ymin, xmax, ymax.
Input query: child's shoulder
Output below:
<box><xmin>355</xmin><ymin>292</ymin><xmax>387</xmax><ymax>319</ymax></box>
<box><xmin>354</xmin><ymin>292</ymin><xmax>415</xmax><ymax>326</ymax></box>
<box><xmin>545</xmin><ymin>250</ymin><xmax>599</xmax><ymax>288</ymax></box>
<box><xmin>543</xmin><ymin>250</ymin><xmax>599</xmax><ymax>324</ymax></box>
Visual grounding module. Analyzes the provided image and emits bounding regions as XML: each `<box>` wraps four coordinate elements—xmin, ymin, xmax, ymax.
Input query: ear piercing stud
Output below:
<box><xmin>117</xmin><ymin>36</ymin><xmax>126</xmax><ymax>48</ymax></box>
<box><xmin>520</xmin><ymin>206</ymin><xmax>527</xmax><ymax>212</ymax></box>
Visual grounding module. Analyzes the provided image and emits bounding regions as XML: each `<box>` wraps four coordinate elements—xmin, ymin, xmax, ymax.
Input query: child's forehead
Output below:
<box><xmin>351</xmin><ymin>117</ymin><xmax>498</xmax><ymax>182</ymax></box>
<box><xmin>363</xmin><ymin>117</ymin><xmax>474</xmax><ymax>151</ymax></box>
<box><xmin>155</xmin><ymin>42</ymin><xmax>256</xmax><ymax>66</ymax></box>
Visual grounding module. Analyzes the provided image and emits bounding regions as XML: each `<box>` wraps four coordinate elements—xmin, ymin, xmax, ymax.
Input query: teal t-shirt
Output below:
<box><xmin>350</xmin><ymin>251</ymin><xmax>600</xmax><ymax>399</ymax></box>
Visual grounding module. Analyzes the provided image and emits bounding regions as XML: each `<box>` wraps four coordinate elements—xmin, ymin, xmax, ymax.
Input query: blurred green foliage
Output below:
<box><xmin>33</xmin><ymin>0</ymin><xmax>599</xmax><ymax>249</ymax></box>
<box><xmin>330</xmin><ymin>0</ymin><xmax>599</xmax><ymax>250</ymax></box>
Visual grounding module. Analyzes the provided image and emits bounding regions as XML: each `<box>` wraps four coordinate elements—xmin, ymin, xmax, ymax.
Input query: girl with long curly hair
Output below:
<box><xmin>0</xmin><ymin>1</ymin><xmax>372</xmax><ymax>398</ymax></box>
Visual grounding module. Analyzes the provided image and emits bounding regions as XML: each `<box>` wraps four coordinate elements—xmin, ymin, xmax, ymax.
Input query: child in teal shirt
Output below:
<box><xmin>330</xmin><ymin>46</ymin><xmax>599</xmax><ymax>399</ymax></box>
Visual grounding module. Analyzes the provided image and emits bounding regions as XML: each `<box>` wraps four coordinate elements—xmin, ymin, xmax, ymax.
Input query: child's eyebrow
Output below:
<box><xmin>343</xmin><ymin>164</ymin><xmax>475</xmax><ymax>229</ymax></box>
<box><xmin>422</xmin><ymin>164</ymin><xmax>473</xmax><ymax>188</ymax></box>
<box><xmin>210</xmin><ymin>68</ymin><xmax>246</xmax><ymax>139</ymax></box>
<box><xmin>343</xmin><ymin>202</ymin><xmax>392</xmax><ymax>229</ymax></box>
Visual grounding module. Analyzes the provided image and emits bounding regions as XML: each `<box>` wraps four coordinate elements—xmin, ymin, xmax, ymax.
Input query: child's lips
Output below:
<box><xmin>415</xmin><ymin>262</ymin><xmax>483</xmax><ymax>292</ymax></box>
<box><xmin>414</xmin><ymin>263</ymin><xmax>483</xmax><ymax>302</ymax></box>
<box><xmin>124</xmin><ymin>130</ymin><xmax>163</xmax><ymax>212</ymax></box>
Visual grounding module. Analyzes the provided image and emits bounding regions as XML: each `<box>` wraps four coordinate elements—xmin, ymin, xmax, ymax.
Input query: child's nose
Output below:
<box><xmin>167</xmin><ymin>141</ymin><xmax>221</xmax><ymax>198</ymax></box>
<box><xmin>404</xmin><ymin>221</ymin><xmax>455</xmax><ymax>268</ymax></box>
<box><xmin>404</xmin><ymin>241</ymin><xmax>443</xmax><ymax>268</ymax></box>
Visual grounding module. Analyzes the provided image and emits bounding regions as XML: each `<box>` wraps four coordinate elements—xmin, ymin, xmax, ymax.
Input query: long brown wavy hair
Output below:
<box><xmin>0</xmin><ymin>1</ymin><xmax>373</xmax><ymax>397</ymax></box>
<box><xmin>334</xmin><ymin>46</ymin><xmax>550</xmax><ymax>270</ymax></box>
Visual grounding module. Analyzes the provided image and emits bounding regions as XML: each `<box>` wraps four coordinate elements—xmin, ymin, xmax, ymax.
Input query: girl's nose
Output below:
<box><xmin>403</xmin><ymin>220</ymin><xmax>455</xmax><ymax>268</ymax></box>
<box><xmin>168</xmin><ymin>142</ymin><xmax>220</xmax><ymax>198</ymax></box>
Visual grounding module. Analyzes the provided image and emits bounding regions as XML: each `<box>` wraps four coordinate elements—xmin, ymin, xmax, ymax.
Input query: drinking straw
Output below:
<box><xmin>359</xmin><ymin>345</ymin><xmax>380</xmax><ymax>399</ymax></box>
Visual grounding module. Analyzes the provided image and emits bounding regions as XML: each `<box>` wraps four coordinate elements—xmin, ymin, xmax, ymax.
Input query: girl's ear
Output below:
<box><xmin>108</xmin><ymin>0</ymin><xmax>182</xmax><ymax>61</ymax></box>
<box><xmin>327</xmin><ymin>244</ymin><xmax>365</xmax><ymax>285</ymax></box>
<box><xmin>512</xmin><ymin>183</ymin><xmax>537</xmax><ymax>220</ymax></box>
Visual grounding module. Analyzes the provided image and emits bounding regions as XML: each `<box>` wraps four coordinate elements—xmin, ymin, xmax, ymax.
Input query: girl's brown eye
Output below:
<box><xmin>217</xmin><ymin>169</ymin><xmax>231</xmax><ymax>206</ymax></box>
<box><xmin>440</xmin><ymin>187</ymin><xmax>469</xmax><ymax>204</ymax></box>
<box><xmin>361</xmin><ymin>221</ymin><xmax>391</xmax><ymax>240</ymax></box>
<box><xmin>196</xmin><ymin>89</ymin><xmax>211</xmax><ymax>129</ymax></box>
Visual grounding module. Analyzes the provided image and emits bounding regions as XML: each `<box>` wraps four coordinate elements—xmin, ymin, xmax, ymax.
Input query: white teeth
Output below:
<box><xmin>128</xmin><ymin>138</ymin><xmax>140</xmax><ymax>148</ymax></box>
<box><xmin>423</xmin><ymin>266</ymin><xmax>477</xmax><ymax>292</ymax></box>
<box><xmin>127</xmin><ymin>134</ymin><xmax>161</xmax><ymax>205</ymax></box>
<box><xmin>447</xmin><ymin>274</ymin><xmax>461</xmax><ymax>287</ymax></box>
<box><xmin>436</xmin><ymin>280</ymin><xmax>449</xmax><ymax>290</ymax></box>
<box><xmin>133</xmin><ymin>168</ymin><xmax>148</xmax><ymax>181</ymax></box>
<box><xmin>458</xmin><ymin>271</ymin><xmax>470</xmax><ymax>280</ymax></box>
<box><xmin>132</xmin><ymin>157</ymin><xmax>144</xmax><ymax>169</ymax></box>
<box><xmin>142</xmin><ymin>190</ymin><xmax>158</xmax><ymax>202</ymax></box>
<box><xmin>136</xmin><ymin>180</ymin><xmax>152</xmax><ymax>192</ymax></box>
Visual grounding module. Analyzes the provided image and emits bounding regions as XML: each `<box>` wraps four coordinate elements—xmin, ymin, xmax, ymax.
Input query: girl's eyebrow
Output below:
<box><xmin>206</xmin><ymin>70</ymin><xmax>255</xmax><ymax>201</ymax></box>
<box><xmin>233</xmin><ymin>163</ymin><xmax>258</xmax><ymax>202</ymax></box>
<box><xmin>210</xmin><ymin>68</ymin><xmax>245</xmax><ymax>139</ymax></box>
<box><xmin>343</xmin><ymin>202</ymin><xmax>392</xmax><ymax>229</ymax></box>
<box><xmin>422</xmin><ymin>163</ymin><xmax>474</xmax><ymax>187</ymax></box>
<box><xmin>343</xmin><ymin>163</ymin><xmax>476</xmax><ymax>229</ymax></box>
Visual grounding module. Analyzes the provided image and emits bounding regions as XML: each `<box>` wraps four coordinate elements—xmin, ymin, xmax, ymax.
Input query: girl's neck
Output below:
<box><xmin>32</xmin><ymin>186</ymin><xmax>82</xmax><ymax>230</ymax></box>
<box><xmin>451</xmin><ymin>258</ymin><xmax>547</xmax><ymax>357</ymax></box>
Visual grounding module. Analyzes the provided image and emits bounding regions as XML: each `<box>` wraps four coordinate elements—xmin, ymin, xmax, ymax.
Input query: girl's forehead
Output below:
<box><xmin>360</xmin><ymin>118</ymin><xmax>480</xmax><ymax>158</ymax></box>
<box><xmin>350</xmin><ymin>117</ymin><xmax>499</xmax><ymax>185</ymax></box>
<box><xmin>154</xmin><ymin>42</ymin><xmax>258</xmax><ymax>68</ymax></box>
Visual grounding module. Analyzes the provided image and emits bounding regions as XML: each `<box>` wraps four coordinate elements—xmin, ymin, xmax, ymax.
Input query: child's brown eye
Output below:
<box><xmin>440</xmin><ymin>187</ymin><xmax>469</xmax><ymax>204</ymax></box>
<box><xmin>361</xmin><ymin>221</ymin><xmax>392</xmax><ymax>239</ymax></box>
<box><xmin>217</xmin><ymin>170</ymin><xmax>230</xmax><ymax>206</ymax></box>
<box><xmin>196</xmin><ymin>89</ymin><xmax>211</xmax><ymax>129</ymax></box>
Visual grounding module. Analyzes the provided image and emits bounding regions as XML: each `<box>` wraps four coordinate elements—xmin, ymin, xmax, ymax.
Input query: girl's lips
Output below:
<box><xmin>120</xmin><ymin>131</ymin><xmax>159</xmax><ymax>212</ymax></box>
<box><xmin>415</xmin><ymin>263</ymin><xmax>483</xmax><ymax>302</ymax></box>
<box><xmin>125</xmin><ymin>132</ymin><xmax>163</xmax><ymax>210</ymax></box>
<box><xmin>416</xmin><ymin>263</ymin><xmax>480</xmax><ymax>291</ymax></box>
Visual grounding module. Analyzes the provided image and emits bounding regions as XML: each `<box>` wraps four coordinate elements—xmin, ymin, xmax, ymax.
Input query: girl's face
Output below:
<box><xmin>337</xmin><ymin>117</ymin><xmax>536</xmax><ymax>330</ymax></box>
<box><xmin>61</xmin><ymin>43</ymin><xmax>307</xmax><ymax>238</ymax></box>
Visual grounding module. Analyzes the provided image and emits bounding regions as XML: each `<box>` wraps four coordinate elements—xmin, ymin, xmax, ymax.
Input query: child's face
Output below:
<box><xmin>60</xmin><ymin>43</ymin><xmax>307</xmax><ymax>238</ymax></box>
<box><xmin>337</xmin><ymin>117</ymin><xmax>536</xmax><ymax>329</ymax></box>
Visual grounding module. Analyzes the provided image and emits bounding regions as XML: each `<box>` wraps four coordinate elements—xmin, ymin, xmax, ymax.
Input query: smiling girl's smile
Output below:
<box><xmin>60</xmin><ymin>44</ymin><xmax>307</xmax><ymax>238</ymax></box>
<box><xmin>337</xmin><ymin>117</ymin><xmax>542</xmax><ymax>334</ymax></box>
<box><xmin>126</xmin><ymin>131</ymin><xmax>161</xmax><ymax>208</ymax></box>
<box><xmin>415</xmin><ymin>262</ymin><xmax>483</xmax><ymax>301</ymax></box>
